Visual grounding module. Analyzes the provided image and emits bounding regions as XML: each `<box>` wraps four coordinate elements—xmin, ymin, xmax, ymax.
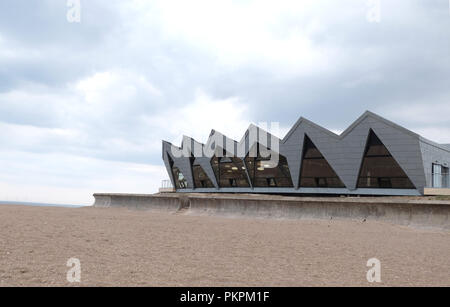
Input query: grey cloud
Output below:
<box><xmin>203</xmin><ymin>1</ymin><xmax>450</xmax><ymax>132</ymax></box>
<box><xmin>1</xmin><ymin>0</ymin><xmax>450</xmax><ymax>169</ymax></box>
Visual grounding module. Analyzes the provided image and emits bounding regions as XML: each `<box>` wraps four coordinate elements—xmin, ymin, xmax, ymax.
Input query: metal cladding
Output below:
<box><xmin>162</xmin><ymin>111</ymin><xmax>450</xmax><ymax>196</ymax></box>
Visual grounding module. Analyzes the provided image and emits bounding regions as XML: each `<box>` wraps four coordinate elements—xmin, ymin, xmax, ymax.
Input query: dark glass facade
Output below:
<box><xmin>170</xmin><ymin>132</ymin><xmax>417</xmax><ymax>191</ymax></box>
<box><xmin>193</xmin><ymin>164</ymin><xmax>214</xmax><ymax>188</ymax></box>
<box><xmin>357</xmin><ymin>130</ymin><xmax>415</xmax><ymax>189</ymax></box>
<box><xmin>172</xmin><ymin>166</ymin><xmax>188</xmax><ymax>189</ymax></box>
<box><xmin>245</xmin><ymin>144</ymin><xmax>293</xmax><ymax>187</ymax></box>
<box><xmin>211</xmin><ymin>155</ymin><xmax>250</xmax><ymax>188</ymax></box>
<box><xmin>299</xmin><ymin>136</ymin><xmax>345</xmax><ymax>188</ymax></box>
<box><xmin>167</xmin><ymin>155</ymin><xmax>188</xmax><ymax>189</ymax></box>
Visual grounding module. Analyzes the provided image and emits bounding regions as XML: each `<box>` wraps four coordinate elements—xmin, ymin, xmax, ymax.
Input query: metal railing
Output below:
<box><xmin>160</xmin><ymin>180</ymin><xmax>174</xmax><ymax>189</ymax></box>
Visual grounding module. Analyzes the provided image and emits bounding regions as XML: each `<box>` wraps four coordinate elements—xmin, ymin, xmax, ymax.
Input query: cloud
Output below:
<box><xmin>75</xmin><ymin>71</ymin><xmax>162</xmax><ymax>104</ymax></box>
<box><xmin>142</xmin><ymin>0</ymin><xmax>334</xmax><ymax>76</ymax></box>
<box><xmin>145</xmin><ymin>89</ymin><xmax>251</xmax><ymax>144</ymax></box>
<box><xmin>0</xmin><ymin>150</ymin><xmax>167</xmax><ymax>205</ymax></box>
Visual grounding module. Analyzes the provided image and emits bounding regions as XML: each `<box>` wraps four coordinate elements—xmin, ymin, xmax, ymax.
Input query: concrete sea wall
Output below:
<box><xmin>93</xmin><ymin>193</ymin><xmax>450</xmax><ymax>230</ymax></box>
<box><xmin>93</xmin><ymin>193</ymin><xmax>182</xmax><ymax>212</ymax></box>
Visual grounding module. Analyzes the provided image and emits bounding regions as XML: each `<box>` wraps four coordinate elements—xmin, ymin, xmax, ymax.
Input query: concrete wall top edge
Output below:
<box><xmin>93</xmin><ymin>192</ymin><xmax>450</xmax><ymax>206</ymax></box>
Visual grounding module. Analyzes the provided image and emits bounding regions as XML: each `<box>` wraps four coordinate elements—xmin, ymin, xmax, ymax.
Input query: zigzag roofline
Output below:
<box><xmin>162</xmin><ymin>110</ymin><xmax>440</xmax><ymax>153</ymax></box>
<box><xmin>162</xmin><ymin>110</ymin><xmax>450</xmax><ymax>195</ymax></box>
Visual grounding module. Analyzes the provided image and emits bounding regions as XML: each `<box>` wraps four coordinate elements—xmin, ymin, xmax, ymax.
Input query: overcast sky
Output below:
<box><xmin>0</xmin><ymin>0</ymin><xmax>449</xmax><ymax>205</ymax></box>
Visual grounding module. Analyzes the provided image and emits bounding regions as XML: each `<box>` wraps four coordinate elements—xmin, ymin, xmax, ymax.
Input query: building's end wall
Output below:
<box><xmin>420</xmin><ymin>140</ymin><xmax>450</xmax><ymax>188</ymax></box>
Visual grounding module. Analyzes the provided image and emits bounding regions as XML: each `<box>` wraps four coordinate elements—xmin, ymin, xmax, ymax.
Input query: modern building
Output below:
<box><xmin>162</xmin><ymin>111</ymin><xmax>450</xmax><ymax>196</ymax></box>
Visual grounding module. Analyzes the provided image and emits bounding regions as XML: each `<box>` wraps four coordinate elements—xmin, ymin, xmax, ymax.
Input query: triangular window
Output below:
<box><xmin>192</xmin><ymin>164</ymin><xmax>214</xmax><ymax>188</ymax></box>
<box><xmin>299</xmin><ymin>135</ymin><xmax>345</xmax><ymax>188</ymax></box>
<box><xmin>357</xmin><ymin>130</ymin><xmax>415</xmax><ymax>189</ymax></box>
<box><xmin>244</xmin><ymin>144</ymin><xmax>293</xmax><ymax>187</ymax></box>
<box><xmin>210</xmin><ymin>148</ymin><xmax>250</xmax><ymax>188</ymax></box>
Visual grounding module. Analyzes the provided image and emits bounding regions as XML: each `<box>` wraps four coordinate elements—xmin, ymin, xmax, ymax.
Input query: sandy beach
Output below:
<box><xmin>0</xmin><ymin>204</ymin><xmax>449</xmax><ymax>287</ymax></box>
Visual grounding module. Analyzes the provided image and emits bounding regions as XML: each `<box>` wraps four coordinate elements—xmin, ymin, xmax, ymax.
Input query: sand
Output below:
<box><xmin>0</xmin><ymin>205</ymin><xmax>449</xmax><ymax>287</ymax></box>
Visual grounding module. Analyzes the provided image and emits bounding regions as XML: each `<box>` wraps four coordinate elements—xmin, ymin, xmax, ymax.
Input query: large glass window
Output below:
<box><xmin>193</xmin><ymin>164</ymin><xmax>214</xmax><ymax>188</ymax></box>
<box><xmin>432</xmin><ymin>164</ymin><xmax>449</xmax><ymax>188</ymax></box>
<box><xmin>172</xmin><ymin>166</ymin><xmax>188</xmax><ymax>189</ymax></box>
<box><xmin>299</xmin><ymin>135</ymin><xmax>345</xmax><ymax>188</ymax></box>
<box><xmin>357</xmin><ymin>130</ymin><xmax>415</xmax><ymax>189</ymax></box>
<box><xmin>167</xmin><ymin>155</ymin><xmax>188</xmax><ymax>189</ymax></box>
<box><xmin>211</xmin><ymin>155</ymin><xmax>250</xmax><ymax>188</ymax></box>
<box><xmin>244</xmin><ymin>144</ymin><xmax>293</xmax><ymax>187</ymax></box>
<box><xmin>444</xmin><ymin>167</ymin><xmax>450</xmax><ymax>188</ymax></box>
